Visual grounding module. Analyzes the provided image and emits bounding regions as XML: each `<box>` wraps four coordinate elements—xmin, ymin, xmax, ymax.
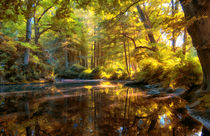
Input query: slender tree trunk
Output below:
<box><xmin>123</xmin><ymin>41</ymin><xmax>130</xmax><ymax>77</ymax></box>
<box><xmin>94</xmin><ymin>41</ymin><xmax>96</xmax><ymax>67</ymax></box>
<box><xmin>65</xmin><ymin>48</ymin><xmax>69</xmax><ymax>70</ymax></box>
<box><xmin>86</xmin><ymin>57</ymin><xmax>88</xmax><ymax>68</ymax></box>
<box><xmin>97</xmin><ymin>42</ymin><xmax>100</xmax><ymax>66</ymax></box>
<box><xmin>34</xmin><ymin>24</ymin><xmax>40</xmax><ymax>45</ymax></box>
<box><xmin>183</xmin><ymin>28</ymin><xmax>187</xmax><ymax>55</ymax></box>
<box><xmin>91</xmin><ymin>44</ymin><xmax>94</xmax><ymax>68</ymax></box>
<box><xmin>34</xmin><ymin>3</ymin><xmax>39</xmax><ymax>45</ymax></box>
<box><xmin>24</xmin><ymin>18</ymin><xmax>32</xmax><ymax>65</ymax></box>
<box><xmin>80</xmin><ymin>50</ymin><xmax>86</xmax><ymax>67</ymax></box>
<box><xmin>127</xmin><ymin>43</ymin><xmax>131</xmax><ymax>74</ymax></box>
<box><xmin>171</xmin><ymin>0</ymin><xmax>179</xmax><ymax>52</ymax></box>
<box><xmin>172</xmin><ymin>32</ymin><xmax>176</xmax><ymax>52</ymax></box>
<box><xmin>26</xmin><ymin>17</ymin><xmax>32</xmax><ymax>41</ymax></box>
<box><xmin>101</xmin><ymin>49</ymin><xmax>104</xmax><ymax>67</ymax></box>
<box><xmin>180</xmin><ymin>0</ymin><xmax>210</xmax><ymax>91</ymax></box>
<box><xmin>0</xmin><ymin>22</ymin><xmax>2</xmax><ymax>29</ymax></box>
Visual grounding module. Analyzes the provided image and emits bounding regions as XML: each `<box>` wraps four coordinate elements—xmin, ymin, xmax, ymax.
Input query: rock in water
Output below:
<box><xmin>147</xmin><ymin>89</ymin><xmax>160</xmax><ymax>95</ymax></box>
<box><xmin>174</xmin><ymin>88</ymin><xmax>186</xmax><ymax>96</ymax></box>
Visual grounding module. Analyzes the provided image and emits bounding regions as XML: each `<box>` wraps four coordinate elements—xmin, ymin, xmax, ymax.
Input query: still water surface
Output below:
<box><xmin>0</xmin><ymin>81</ymin><xmax>203</xmax><ymax>136</ymax></box>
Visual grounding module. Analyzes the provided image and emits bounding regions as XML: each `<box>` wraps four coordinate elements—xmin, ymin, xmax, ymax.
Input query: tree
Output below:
<box><xmin>136</xmin><ymin>5</ymin><xmax>156</xmax><ymax>44</ymax></box>
<box><xmin>24</xmin><ymin>0</ymin><xmax>34</xmax><ymax>66</ymax></box>
<box><xmin>33</xmin><ymin>0</ymin><xmax>58</xmax><ymax>45</ymax></box>
<box><xmin>180</xmin><ymin>0</ymin><xmax>210</xmax><ymax>91</ymax></box>
<box><xmin>171</xmin><ymin>0</ymin><xmax>179</xmax><ymax>52</ymax></box>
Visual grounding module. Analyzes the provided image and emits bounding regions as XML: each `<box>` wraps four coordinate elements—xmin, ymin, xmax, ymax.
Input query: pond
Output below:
<box><xmin>0</xmin><ymin>80</ymin><xmax>204</xmax><ymax>136</ymax></box>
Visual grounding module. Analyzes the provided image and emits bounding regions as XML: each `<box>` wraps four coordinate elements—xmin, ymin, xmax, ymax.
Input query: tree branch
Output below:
<box><xmin>37</xmin><ymin>0</ymin><xmax>58</xmax><ymax>23</ymax></box>
<box><xmin>122</xmin><ymin>34</ymin><xmax>156</xmax><ymax>52</ymax></box>
<box><xmin>114</xmin><ymin>0</ymin><xmax>143</xmax><ymax>19</ymax></box>
<box><xmin>135</xmin><ymin>46</ymin><xmax>156</xmax><ymax>52</ymax></box>
<box><xmin>39</xmin><ymin>27</ymin><xmax>52</xmax><ymax>35</ymax></box>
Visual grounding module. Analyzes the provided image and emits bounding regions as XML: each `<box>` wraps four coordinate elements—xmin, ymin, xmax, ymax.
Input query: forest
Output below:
<box><xmin>0</xmin><ymin>0</ymin><xmax>210</xmax><ymax>135</ymax></box>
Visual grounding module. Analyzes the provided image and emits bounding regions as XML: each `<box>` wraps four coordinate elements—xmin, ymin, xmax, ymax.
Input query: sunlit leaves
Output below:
<box><xmin>18</xmin><ymin>41</ymin><xmax>39</xmax><ymax>51</ymax></box>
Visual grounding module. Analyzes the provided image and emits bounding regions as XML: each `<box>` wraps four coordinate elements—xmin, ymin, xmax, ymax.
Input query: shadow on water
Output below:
<box><xmin>0</xmin><ymin>81</ymin><xmax>206</xmax><ymax>136</ymax></box>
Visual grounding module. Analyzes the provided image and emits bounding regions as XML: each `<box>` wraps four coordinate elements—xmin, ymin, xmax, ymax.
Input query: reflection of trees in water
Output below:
<box><xmin>0</xmin><ymin>83</ymin><xmax>203</xmax><ymax>136</ymax></box>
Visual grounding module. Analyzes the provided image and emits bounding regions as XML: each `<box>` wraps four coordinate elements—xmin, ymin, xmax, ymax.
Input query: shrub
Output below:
<box><xmin>91</xmin><ymin>66</ymin><xmax>105</xmax><ymax>79</ymax></box>
<box><xmin>70</xmin><ymin>64</ymin><xmax>86</xmax><ymax>73</ymax></box>
<box><xmin>108</xmin><ymin>68</ymin><xmax>129</xmax><ymax>80</ymax></box>
<box><xmin>119</xmin><ymin>72</ymin><xmax>129</xmax><ymax>80</ymax></box>
<box><xmin>56</xmin><ymin>64</ymin><xmax>86</xmax><ymax>79</ymax></box>
<box><xmin>58</xmin><ymin>70</ymin><xmax>79</xmax><ymax>79</ymax></box>
<box><xmin>171</xmin><ymin>58</ymin><xmax>202</xmax><ymax>89</ymax></box>
<box><xmin>79</xmin><ymin>69</ymin><xmax>93</xmax><ymax>79</ymax></box>
<box><xmin>135</xmin><ymin>54</ymin><xmax>202</xmax><ymax>89</ymax></box>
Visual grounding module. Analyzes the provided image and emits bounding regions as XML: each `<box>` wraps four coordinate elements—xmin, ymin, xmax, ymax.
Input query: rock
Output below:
<box><xmin>147</xmin><ymin>89</ymin><xmax>160</xmax><ymax>95</ymax></box>
<box><xmin>158</xmin><ymin>87</ymin><xmax>165</xmax><ymax>92</ymax></box>
<box><xmin>174</xmin><ymin>88</ymin><xmax>186</xmax><ymax>96</ymax></box>
<box><xmin>187</xmin><ymin>107</ymin><xmax>210</xmax><ymax>131</ymax></box>
<box><xmin>145</xmin><ymin>83</ymin><xmax>162</xmax><ymax>89</ymax></box>
<box><xmin>166</xmin><ymin>87</ymin><xmax>174</xmax><ymax>93</ymax></box>
<box><xmin>153</xmin><ymin>83</ymin><xmax>162</xmax><ymax>88</ymax></box>
<box><xmin>145</xmin><ymin>85</ymin><xmax>152</xmax><ymax>89</ymax></box>
<box><xmin>189</xmin><ymin>101</ymin><xmax>201</xmax><ymax>108</ymax></box>
<box><xmin>137</xmin><ymin>119</ymin><xmax>144</xmax><ymax>128</ymax></box>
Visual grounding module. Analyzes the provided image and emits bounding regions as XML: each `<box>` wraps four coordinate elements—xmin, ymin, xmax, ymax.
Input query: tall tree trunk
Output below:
<box><xmin>80</xmin><ymin>50</ymin><xmax>86</xmax><ymax>67</ymax></box>
<box><xmin>97</xmin><ymin>42</ymin><xmax>100</xmax><ymax>66</ymax></box>
<box><xmin>34</xmin><ymin>24</ymin><xmax>39</xmax><ymax>45</ymax></box>
<box><xmin>172</xmin><ymin>0</ymin><xmax>179</xmax><ymax>52</ymax></box>
<box><xmin>85</xmin><ymin>57</ymin><xmax>88</xmax><ymax>68</ymax></box>
<box><xmin>24</xmin><ymin>18</ymin><xmax>32</xmax><ymax>65</ymax></box>
<box><xmin>0</xmin><ymin>22</ymin><xmax>2</xmax><ymax>29</ymax></box>
<box><xmin>136</xmin><ymin>5</ymin><xmax>156</xmax><ymax>44</ymax></box>
<box><xmin>180</xmin><ymin>0</ymin><xmax>210</xmax><ymax>91</ymax></box>
<box><xmin>65</xmin><ymin>48</ymin><xmax>69</xmax><ymax>70</ymax></box>
<box><xmin>183</xmin><ymin>28</ymin><xmax>187</xmax><ymax>55</ymax></box>
<box><xmin>123</xmin><ymin>41</ymin><xmax>130</xmax><ymax>78</ymax></box>
<box><xmin>127</xmin><ymin>43</ymin><xmax>131</xmax><ymax>74</ymax></box>
<box><xmin>94</xmin><ymin>41</ymin><xmax>96</xmax><ymax>67</ymax></box>
<box><xmin>91</xmin><ymin>44</ymin><xmax>94</xmax><ymax>68</ymax></box>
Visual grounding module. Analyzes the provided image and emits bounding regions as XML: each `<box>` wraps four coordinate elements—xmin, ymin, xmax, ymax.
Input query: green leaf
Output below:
<box><xmin>18</xmin><ymin>41</ymin><xmax>39</xmax><ymax>51</ymax></box>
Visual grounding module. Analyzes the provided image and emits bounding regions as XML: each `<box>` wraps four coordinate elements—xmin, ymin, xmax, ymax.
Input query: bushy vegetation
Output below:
<box><xmin>0</xmin><ymin>0</ymin><xmax>204</xmax><ymax>90</ymax></box>
<box><xmin>135</xmin><ymin>47</ymin><xmax>203</xmax><ymax>89</ymax></box>
<box><xmin>57</xmin><ymin>65</ymin><xmax>130</xmax><ymax>80</ymax></box>
<box><xmin>0</xmin><ymin>31</ymin><xmax>203</xmax><ymax>88</ymax></box>
<box><xmin>56</xmin><ymin>64</ymin><xmax>86</xmax><ymax>79</ymax></box>
<box><xmin>0</xmin><ymin>33</ymin><xmax>53</xmax><ymax>83</ymax></box>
